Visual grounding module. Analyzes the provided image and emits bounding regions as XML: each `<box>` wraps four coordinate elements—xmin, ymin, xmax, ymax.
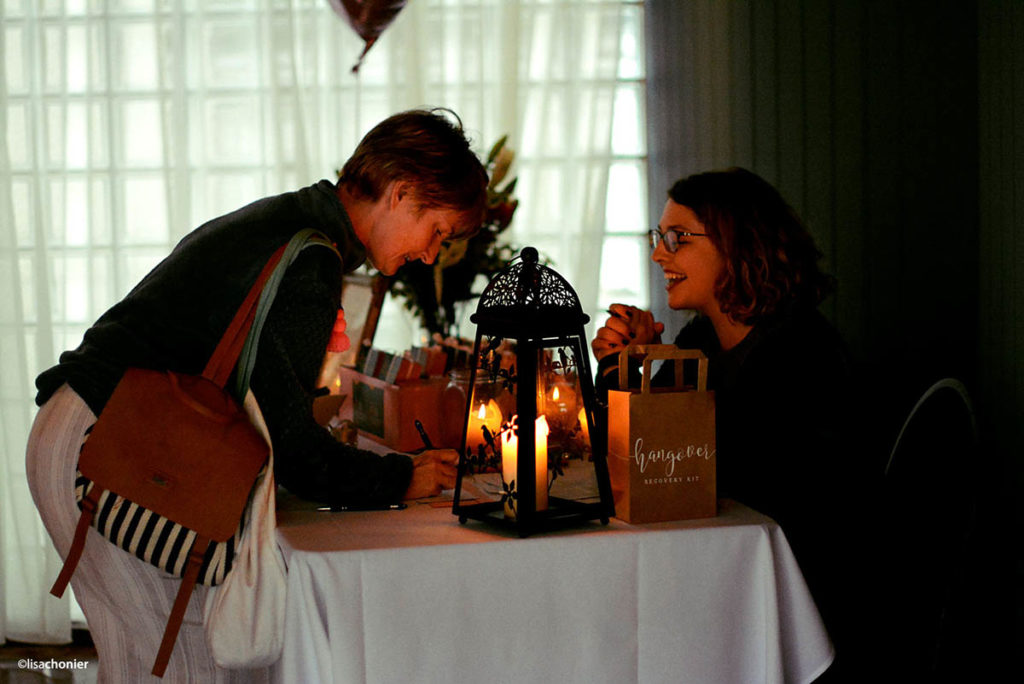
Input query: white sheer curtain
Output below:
<box><xmin>1</xmin><ymin>0</ymin><xmax>644</xmax><ymax>644</ymax></box>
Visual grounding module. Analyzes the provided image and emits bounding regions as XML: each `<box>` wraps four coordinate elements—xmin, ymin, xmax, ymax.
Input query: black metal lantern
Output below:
<box><xmin>452</xmin><ymin>247</ymin><xmax>614</xmax><ymax>536</ymax></box>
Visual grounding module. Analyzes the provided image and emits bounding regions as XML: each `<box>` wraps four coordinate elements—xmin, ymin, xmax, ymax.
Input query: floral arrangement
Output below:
<box><xmin>388</xmin><ymin>135</ymin><xmax>522</xmax><ymax>337</ymax></box>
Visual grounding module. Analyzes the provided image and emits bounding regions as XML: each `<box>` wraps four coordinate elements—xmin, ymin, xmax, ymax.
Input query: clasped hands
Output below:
<box><xmin>591</xmin><ymin>303</ymin><xmax>665</xmax><ymax>362</ymax></box>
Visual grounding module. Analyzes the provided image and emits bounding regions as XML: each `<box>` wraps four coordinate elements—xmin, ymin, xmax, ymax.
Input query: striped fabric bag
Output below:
<box><xmin>72</xmin><ymin>450</ymin><xmax>254</xmax><ymax>587</ymax></box>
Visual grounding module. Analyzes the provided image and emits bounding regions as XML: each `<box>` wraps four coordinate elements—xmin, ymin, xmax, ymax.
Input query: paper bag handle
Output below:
<box><xmin>617</xmin><ymin>344</ymin><xmax>708</xmax><ymax>394</ymax></box>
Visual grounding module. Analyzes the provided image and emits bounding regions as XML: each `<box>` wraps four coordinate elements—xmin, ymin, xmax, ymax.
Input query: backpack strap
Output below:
<box><xmin>50</xmin><ymin>486</ymin><xmax>102</xmax><ymax>598</ymax></box>
<box><xmin>151</xmin><ymin>535</ymin><xmax>211</xmax><ymax>677</ymax></box>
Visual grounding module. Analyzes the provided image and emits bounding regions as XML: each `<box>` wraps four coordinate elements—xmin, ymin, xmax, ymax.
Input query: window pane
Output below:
<box><xmin>12</xmin><ymin>180</ymin><xmax>34</xmax><ymax>246</ymax></box>
<box><xmin>66</xmin><ymin>103</ymin><xmax>89</xmax><ymax>169</ymax></box>
<box><xmin>112</xmin><ymin>0</ymin><xmax>158</xmax><ymax>11</ymax></box>
<box><xmin>121</xmin><ymin>100</ymin><xmax>164</xmax><ymax>167</ymax></box>
<box><xmin>43</xmin><ymin>26</ymin><xmax>64</xmax><ymax>92</ymax></box>
<box><xmin>47</xmin><ymin>179</ymin><xmax>66</xmax><ymax>244</ymax></box>
<box><xmin>89</xmin><ymin>102</ymin><xmax>110</xmax><ymax>168</ymax></box>
<box><xmin>203</xmin><ymin>97</ymin><xmax>262</xmax><ymax>165</ymax></box>
<box><xmin>67</xmin><ymin>26</ymin><xmax>89</xmax><ymax>93</ymax></box>
<box><xmin>5</xmin><ymin>26</ymin><xmax>27</xmax><ymax>93</ymax></box>
<box><xmin>611</xmin><ymin>84</ymin><xmax>645</xmax><ymax>156</ymax></box>
<box><xmin>90</xmin><ymin>178</ymin><xmax>112</xmax><ymax>245</ymax></box>
<box><xmin>6</xmin><ymin>103</ymin><xmax>31</xmax><ymax>168</ymax></box>
<box><xmin>618</xmin><ymin>4</ymin><xmax>644</xmax><ymax>79</ymax></box>
<box><xmin>521</xmin><ymin>87</ymin><xmax>568</xmax><ymax>157</ymax></box>
<box><xmin>64</xmin><ymin>256</ymin><xmax>90</xmax><ymax>323</ymax></box>
<box><xmin>65</xmin><ymin>179</ymin><xmax>89</xmax><ymax>246</ymax></box>
<box><xmin>525</xmin><ymin>7</ymin><xmax>562</xmax><ymax>81</ymax></box>
<box><xmin>516</xmin><ymin>163</ymin><xmax>566</xmax><ymax>233</ymax></box>
<box><xmin>113</xmin><ymin>22</ymin><xmax>158</xmax><ymax>90</ymax></box>
<box><xmin>604</xmin><ymin>161</ymin><xmax>645</xmax><ymax>232</ymax></box>
<box><xmin>599</xmin><ymin>235</ymin><xmax>648</xmax><ymax>310</ymax></box>
<box><xmin>88</xmin><ymin>25</ymin><xmax>109</xmax><ymax>92</ymax></box>
<box><xmin>46</xmin><ymin>104</ymin><xmax>65</xmax><ymax>167</ymax></box>
<box><xmin>204</xmin><ymin>20</ymin><xmax>260</xmax><ymax>88</ymax></box>
<box><xmin>578</xmin><ymin>7</ymin><xmax>623</xmax><ymax>80</ymax></box>
<box><xmin>19</xmin><ymin>255</ymin><xmax>36</xmax><ymax>323</ymax></box>
<box><xmin>123</xmin><ymin>177</ymin><xmax>168</xmax><ymax>245</ymax></box>
<box><xmin>4</xmin><ymin>0</ymin><xmax>27</xmax><ymax>17</ymax></box>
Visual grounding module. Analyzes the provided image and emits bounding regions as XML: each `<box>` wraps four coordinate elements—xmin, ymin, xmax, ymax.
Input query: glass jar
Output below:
<box><xmin>440</xmin><ymin>369</ymin><xmax>508</xmax><ymax>455</ymax></box>
<box><xmin>439</xmin><ymin>369</ymin><xmax>472</xmax><ymax>448</ymax></box>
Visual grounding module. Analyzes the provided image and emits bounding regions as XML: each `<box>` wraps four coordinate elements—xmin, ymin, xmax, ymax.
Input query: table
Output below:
<box><xmin>273</xmin><ymin>496</ymin><xmax>834</xmax><ymax>684</ymax></box>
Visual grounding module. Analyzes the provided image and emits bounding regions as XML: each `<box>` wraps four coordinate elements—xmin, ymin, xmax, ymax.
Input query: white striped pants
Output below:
<box><xmin>26</xmin><ymin>384</ymin><xmax>271</xmax><ymax>684</ymax></box>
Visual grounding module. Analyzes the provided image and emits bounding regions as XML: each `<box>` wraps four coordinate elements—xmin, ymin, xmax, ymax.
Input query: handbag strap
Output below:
<box><xmin>202</xmin><ymin>248</ymin><xmax>287</xmax><ymax>387</ymax></box>
<box><xmin>152</xmin><ymin>536</ymin><xmax>211</xmax><ymax>677</ymax></box>
<box><xmin>202</xmin><ymin>229</ymin><xmax>340</xmax><ymax>390</ymax></box>
<box><xmin>49</xmin><ymin>486</ymin><xmax>102</xmax><ymax>599</ymax></box>
<box><xmin>234</xmin><ymin>230</ymin><xmax>341</xmax><ymax>399</ymax></box>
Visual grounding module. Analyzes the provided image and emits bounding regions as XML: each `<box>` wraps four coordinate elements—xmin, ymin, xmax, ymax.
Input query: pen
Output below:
<box><xmin>414</xmin><ymin>419</ymin><xmax>434</xmax><ymax>450</ymax></box>
<box><xmin>317</xmin><ymin>503</ymin><xmax>408</xmax><ymax>512</ymax></box>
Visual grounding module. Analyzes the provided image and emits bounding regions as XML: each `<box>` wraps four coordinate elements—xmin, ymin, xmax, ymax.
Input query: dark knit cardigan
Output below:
<box><xmin>36</xmin><ymin>180</ymin><xmax>412</xmax><ymax>506</ymax></box>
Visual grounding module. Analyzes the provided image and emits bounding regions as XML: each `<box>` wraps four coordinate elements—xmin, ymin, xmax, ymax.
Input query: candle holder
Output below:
<box><xmin>452</xmin><ymin>247</ymin><xmax>614</xmax><ymax>537</ymax></box>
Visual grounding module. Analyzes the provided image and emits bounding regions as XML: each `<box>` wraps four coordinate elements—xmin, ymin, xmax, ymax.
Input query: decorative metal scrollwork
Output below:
<box><xmin>476</xmin><ymin>246</ymin><xmax>582</xmax><ymax>315</ymax></box>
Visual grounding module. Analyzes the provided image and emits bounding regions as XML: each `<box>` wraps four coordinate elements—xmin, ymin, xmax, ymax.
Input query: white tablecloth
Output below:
<box><xmin>273</xmin><ymin>498</ymin><xmax>833</xmax><ymax>684</ymax></box>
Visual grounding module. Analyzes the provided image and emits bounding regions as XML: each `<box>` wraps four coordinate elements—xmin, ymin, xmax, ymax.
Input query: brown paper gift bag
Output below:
<box><xmin>607</xmin><ymin>345</ymin><xmax>716</xmax><ymax>523</ymax></box>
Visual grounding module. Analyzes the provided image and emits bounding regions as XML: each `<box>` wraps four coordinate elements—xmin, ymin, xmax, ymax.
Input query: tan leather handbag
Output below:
<box><xmin>50</xmin><ymin>229</ymin><xmax>338</xmax><ymax>677</ymax></box>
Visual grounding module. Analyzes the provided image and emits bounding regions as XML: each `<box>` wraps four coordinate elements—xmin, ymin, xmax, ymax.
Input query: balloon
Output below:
<box><xmin>327</xmin><ymin>0</ymin><xmax>409</xmax><ymax>73</ymax></box>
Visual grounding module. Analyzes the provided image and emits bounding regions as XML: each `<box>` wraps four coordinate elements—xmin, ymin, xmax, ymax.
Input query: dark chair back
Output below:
<box><xmin>880</xmin><ymin>378</ymin><xmax>978</xmax><ymax>681</ymax></box>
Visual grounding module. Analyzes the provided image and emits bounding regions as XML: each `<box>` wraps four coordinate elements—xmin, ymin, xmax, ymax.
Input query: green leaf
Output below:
<box><xmin>486</xmin><ymin>134</ymin><xmax>508</xmax><ymax>165</ymax></box>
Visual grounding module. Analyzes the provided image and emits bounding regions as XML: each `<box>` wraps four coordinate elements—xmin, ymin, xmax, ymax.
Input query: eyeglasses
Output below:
<box><xmin>647</xmin><ymin>229</ymin><xmax>707</xmax><ymax>253</ymax></box>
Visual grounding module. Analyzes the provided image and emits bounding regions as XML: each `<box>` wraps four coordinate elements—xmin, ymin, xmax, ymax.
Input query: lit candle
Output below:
<box><xmin>466</xmin><ymin>399</ymin><xmax>502</xmax><ymax>455</ymax></box>
<box><xmin>535</xmin><ymin>416</ymin><xmax>549</xmax><ymax>511</ymax></box>
<box><xmin>501</xmin><ymin>426</ymin><xmax>517</xmax><ymax>518</ymax></box>
<box><xmin>501</xmin><ymin>415</ymin><xmax>549</xmax><ymax>518</ymax></box>
<box><xmin>545</xmin><ymin>381</ymin><xmax>576</xmax><ymax>432</ymax></box>
<box><xmin>577</xmin><ymin>406</ymin><xmax>589</xmax><ymax>443</ymax></box>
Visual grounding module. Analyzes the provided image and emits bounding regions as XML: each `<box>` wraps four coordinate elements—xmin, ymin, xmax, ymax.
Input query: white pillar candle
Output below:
<box><xmin>501</xmin><ymin>415</ymin><xmax>549</xmax><ymax>518</ymax></box>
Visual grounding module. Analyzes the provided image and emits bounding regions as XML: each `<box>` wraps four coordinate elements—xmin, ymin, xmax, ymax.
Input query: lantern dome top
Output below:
<box><xmin>471</xmin><ymin>246</ymin><xmax>590</xmax><ymax>334</ymax></box>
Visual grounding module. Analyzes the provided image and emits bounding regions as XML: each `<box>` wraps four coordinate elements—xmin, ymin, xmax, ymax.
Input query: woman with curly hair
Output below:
<box><xmin>593</xmin><ymin>167</ymin><xmax>876</xmax><ymax>679</ymax></box>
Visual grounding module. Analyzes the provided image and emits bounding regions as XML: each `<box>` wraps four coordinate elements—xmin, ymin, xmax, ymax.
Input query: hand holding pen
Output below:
<box><xmin>402</xmin><ymin>420</ymin><xmax>458</xmax><ymax>500</ymax></box>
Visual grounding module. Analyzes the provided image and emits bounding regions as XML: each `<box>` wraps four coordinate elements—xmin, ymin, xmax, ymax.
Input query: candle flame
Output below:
<box><xmin>536</xmin><ymin>414</ymin><xmax>549</xmax><ymax>436</ymax></box>
<box><xmin>552</xmin><ymin>386</ymin><xmax>560</xmax><ymax>401</ymax></box>
<box><xmin>477</xmin><ymin>403</ymin><xmax>487</xmax><ymax>419</ymax></box>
